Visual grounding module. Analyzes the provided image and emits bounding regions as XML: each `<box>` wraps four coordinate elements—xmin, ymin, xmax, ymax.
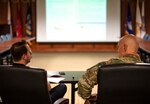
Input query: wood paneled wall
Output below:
<box><xmin>0</xmin><ymin>0</ymin><xmax>8</xmax><ymax>24</ymax></box>
<box><xmin>0</xmin><ymin>0</ymin><xmax>150</xmax><ymax>52</ymax></box>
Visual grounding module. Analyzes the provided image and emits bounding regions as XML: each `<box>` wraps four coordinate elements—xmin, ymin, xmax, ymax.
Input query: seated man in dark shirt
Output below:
<box><xmin>10</xmin><ymin>40</ymin><xmax>67</xmax><ymax>103</ymax></box>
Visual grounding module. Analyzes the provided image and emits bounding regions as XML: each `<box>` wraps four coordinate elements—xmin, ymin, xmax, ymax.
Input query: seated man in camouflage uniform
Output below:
<box><xmin>77</xmin><ymin>35</ymin><xmax>142</xmax><ymax>102</ymax></box>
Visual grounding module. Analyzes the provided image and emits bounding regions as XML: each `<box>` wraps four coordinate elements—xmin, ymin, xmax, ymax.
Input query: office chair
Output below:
<box><xmin>97</xmin><ymin>63</ymin><xmax>150</xmax><ymax>104</ymax></box>
<box><xmin>0</xmin><ymin>65</ymin><xmax>69</xmax><ymax>104</ymax></box>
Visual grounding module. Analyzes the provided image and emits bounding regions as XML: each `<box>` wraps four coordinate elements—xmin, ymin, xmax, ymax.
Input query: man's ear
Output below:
<box><xmin>124</xmin><ymin>44</ymin><xmax>128</xmax><ymax>52</ymax></box>
<box><xmin>22</xmin><ymin>54</ymin><xmax>27</xmax><ymax>60</ymax></box>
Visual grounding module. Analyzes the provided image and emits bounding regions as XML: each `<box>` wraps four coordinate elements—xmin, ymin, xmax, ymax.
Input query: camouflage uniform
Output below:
<box><xmin>78</xmin><ymin>54</ymin><xmax>142</xmax><ymax>99</ymax></box>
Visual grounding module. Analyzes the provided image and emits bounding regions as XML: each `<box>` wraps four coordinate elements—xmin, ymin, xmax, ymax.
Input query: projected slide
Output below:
<box><xmin>36</xmin><ymin>0</ymin><xmax>120</xmax><ymax>42</ymax></box>
<box><xmin>46</xmin><ymin>0</ymin><xmax>106</xmax><ymax>42</ymax></box>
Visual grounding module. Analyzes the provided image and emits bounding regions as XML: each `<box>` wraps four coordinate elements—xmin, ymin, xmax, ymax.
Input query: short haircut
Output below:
<box><xmin>10</xmin><ymin>40</ymin><xmax>28</xmax><ymax>61</ymax></box>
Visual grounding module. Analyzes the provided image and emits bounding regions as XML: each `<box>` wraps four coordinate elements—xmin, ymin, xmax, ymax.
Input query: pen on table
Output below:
<box><xmin>72</xmin><ymin>74</ymin><xmax>74</xmax><ymax>80</ymax></box>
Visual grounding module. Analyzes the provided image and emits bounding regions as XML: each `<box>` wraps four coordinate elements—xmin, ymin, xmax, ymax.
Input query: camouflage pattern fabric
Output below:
<box><xmin>78</xmin><ymin>54</ymin><xmax>142</xmax><ymax>99</ymax></box>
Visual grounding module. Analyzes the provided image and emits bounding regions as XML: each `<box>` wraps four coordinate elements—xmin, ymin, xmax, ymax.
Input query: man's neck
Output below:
<box><xmin>13</xmin><ymin>60</ymin><xmax>26</xmax><ymax>65</ymax></box>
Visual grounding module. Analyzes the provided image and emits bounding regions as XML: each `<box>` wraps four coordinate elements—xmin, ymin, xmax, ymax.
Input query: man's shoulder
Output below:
<box><xmin>12</xmin><ymin>63</ymin><xmax>29</xmax><ymax>68</ymax></box>
<box><xmin>106</xmin><ymin>58</ymin><xmax>124</xmax><ymax>64</ymax></box>
<box><xmin>108</xmin><ymin>54</ymin><xmax>141</xmax><ymax>63</ymax></box>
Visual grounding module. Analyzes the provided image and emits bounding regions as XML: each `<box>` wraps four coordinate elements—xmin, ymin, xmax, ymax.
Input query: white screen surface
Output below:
<box><xmin>36</xmin><ymin>0</ymin><xmax>120</xmax><ymax>42</ymax></box>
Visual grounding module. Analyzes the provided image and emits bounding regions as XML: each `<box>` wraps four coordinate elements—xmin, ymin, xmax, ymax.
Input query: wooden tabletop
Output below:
<box><xmin>0</xmin><ymin>37</ymin><xmax>35</xmax><ymax>54</ymax></box>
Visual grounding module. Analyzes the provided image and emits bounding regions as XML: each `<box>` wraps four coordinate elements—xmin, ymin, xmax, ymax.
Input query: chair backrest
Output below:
<box><xmin>97</xmin><ymin>63</ymin><xmax>150</xmax><ymax>104</ymax></box>
<box><xmin>0</xmin><ymin>65</ymin><xmax>51</xmax><ymax>104</ymax></box>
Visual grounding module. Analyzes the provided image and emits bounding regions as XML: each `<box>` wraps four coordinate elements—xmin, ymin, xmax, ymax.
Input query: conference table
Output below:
<box><xmin>47</xmin><ymin>71</ymin><xmax>85</xmax><ymax>104</ymax></box>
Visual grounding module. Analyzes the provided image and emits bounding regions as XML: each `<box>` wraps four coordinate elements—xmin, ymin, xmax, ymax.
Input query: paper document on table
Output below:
<box><xmin>47</xmin><ymin>71</ymin><xmax>60</xmax><ymax>77</ymax></box>
<box><xmin>47</xmin><ymin>71</ymin><xmax>65</xmax><ymax>83</ymax></box>
<box><xmin>47</xmin><ymin>77</ymin><xmax>65</xmax><ymax>83</ymax></box>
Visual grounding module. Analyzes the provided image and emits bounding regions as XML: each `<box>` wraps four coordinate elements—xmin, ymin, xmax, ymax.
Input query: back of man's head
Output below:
<box><xmin>10</xmin><ymin>40</ymin><xmax>28</xmax><ymax>61</ymax></box>
<box><xmin>118</xmin><ymin>35</ymin><xmax>139</xmax><ymax>56</ymax></box>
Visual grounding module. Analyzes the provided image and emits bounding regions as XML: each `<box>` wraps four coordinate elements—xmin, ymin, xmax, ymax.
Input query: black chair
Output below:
<box><xmin>97</xmin><ymin>63</ymin><xmax>150</xmax><ymax>104</ymax></box>
<box><xmin>0</xmin><ymin>65</ymin><xmax>69</xmax><ymax>104</ymax></box>
<box><xmin>138</xmin><ymin>48</ymin><xmax>150</xmax><ymax>63</ymax></box>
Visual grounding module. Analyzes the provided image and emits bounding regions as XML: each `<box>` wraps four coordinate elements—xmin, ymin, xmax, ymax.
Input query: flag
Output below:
<box><xmin>140</xmin><ymin>0</ymin><xmax>146</xmax><ymax>38</ymax></box>
<box><xmin>16</xmin><ymin>4</ymin><xmax>22</xmax><ymax>38</ymax></box>
<box><xmin>126</xmin><ymin>1</ymin><xmax>133</xmax><ymax>35</ymax></box>
<box><xmin>140</xmin><ymin>0</ymin><xmax>150</xmax><ymax>41</ymax></box>
<box><xmin>7</xmin><ymin>1</ymin><xmax>11</xmax><ymax>25</ymax></box>
<box><xmin>7</xmin><ymin>0</ymin><xmax>12</xmax><ymax>39</ymax></box>
<box><xmin>5</xmin><ymin>0</ymin><xmax>12</xmax><ymax>40</ymax></box>
<box><xmin>25</xmin><ymin>5</ymin><xmax>32</xmax><ymax>37</ymax></box>
<box><xmin>136</xmin><ymin>0</ymin><xmax>142</xmax><ymax>37</ymax></box>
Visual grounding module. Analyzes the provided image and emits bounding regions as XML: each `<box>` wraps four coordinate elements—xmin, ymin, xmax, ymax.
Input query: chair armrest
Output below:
<box><xmin>84</xmin><ymin>94</ymin><xmax>97</xmax><ymax>104</ymax></box>
<box><xmin>53</xmin><ymin>98</ymin><xmax>69</xmax><ymax>104</ymax></box>
<box><xmin>0</xmin><ymin>97</ymin><xmax>2</xmax><ymax>103</ymax></box>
